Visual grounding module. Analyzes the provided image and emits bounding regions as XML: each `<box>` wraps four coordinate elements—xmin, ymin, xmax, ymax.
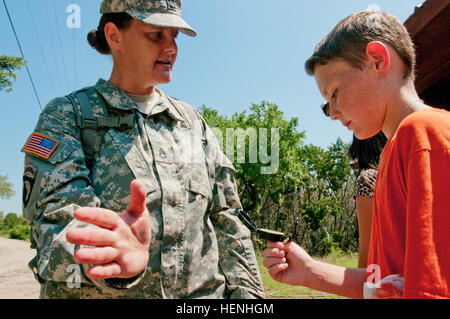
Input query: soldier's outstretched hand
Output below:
<box><xmin>66</xmin><ymin>179</ymin><xmax>151</xmax><ymax>279</ymax></box>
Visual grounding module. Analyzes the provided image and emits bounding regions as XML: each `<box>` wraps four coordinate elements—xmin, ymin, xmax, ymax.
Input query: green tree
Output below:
<box><xmin>298</xmin><ymin>139</ymin><xmax>356</xmax><ymax>255</ymax></box>
<box><xmin>0</xmin><ymin>174</ymin><xmax>15</xmax><ymax>199</ymax></box>
<box><xmin>200</xmin><ymin>102</ymin><xmax>307</xmax><ymax>219</ymax></box>
<box><xmin>0</xmin><ymin>55</ymin><xmax>26</xmax><ymax>92</ymax></box>
<box><xmin>200</xmin><ymin>103</ymin><xmax>358</xmax><ymax>256</ymax></box>
<box><xmin>3</xmin><ymin>212</ymin><xmax>25</xmax><ymax>228</ymax></box>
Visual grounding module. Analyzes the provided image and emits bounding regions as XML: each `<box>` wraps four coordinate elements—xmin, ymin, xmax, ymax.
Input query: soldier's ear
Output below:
<box><xmin>104</xmin><ymin>22</ymin><xmax>122</xmax><ymax>52</ymax></box>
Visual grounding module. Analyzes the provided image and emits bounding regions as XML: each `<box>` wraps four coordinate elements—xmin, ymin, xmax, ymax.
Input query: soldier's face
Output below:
<box><xmin>116</xmin><ymin>19</ymin><xmax>179</xmax><ymax>87</ymax></box>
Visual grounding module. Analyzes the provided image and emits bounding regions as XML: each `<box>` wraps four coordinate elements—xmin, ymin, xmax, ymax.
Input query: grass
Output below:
<box><xmin>257</xmin><ymin>250</ymin><xmax>359</xmax><ymax>299</ymax></box>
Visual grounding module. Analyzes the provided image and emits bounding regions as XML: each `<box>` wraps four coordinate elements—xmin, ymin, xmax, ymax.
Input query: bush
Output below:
<box><xmin>8</xmin><ymin>224</ymin><xmax>31</xmax><ymax>241</ymax></box>
<box><xmin>0</xmin><ymin>213</ymin><xmax>30</xmax><ymax>240</ymax></box>
<box><xmin>3</xmin><ymin>213</ymin><xmax>26</xmax><ymax>228</ymax></box>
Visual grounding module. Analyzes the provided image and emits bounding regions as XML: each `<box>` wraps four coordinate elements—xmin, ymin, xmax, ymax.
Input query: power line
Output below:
<box><xmin>2</xmin><ymin>0</ymin><xmax>42</xmax><ymax>110</ymax></box>
<box><xmin>51</xmin><ymin>0</ymin><xmax>70</xmax><ymax>93</ymax></box>
<box><xmin>72</xmin><ymin>22</ymin><xmax>77</xmax><ymax>87</ymax></box>
<box><xmin>26</xmin><ymin>0</ymin><xmax>57</xmax><ymax>97</ymax></box>
<box><xmin>43</xmin><ymin>0</ymin><xmax>63</xmax><ymax>95</ymax></box>
<box><xmin>71</xmin><ymin>0</ymin><xmax>77</xmax><ymax>88</ymax></box>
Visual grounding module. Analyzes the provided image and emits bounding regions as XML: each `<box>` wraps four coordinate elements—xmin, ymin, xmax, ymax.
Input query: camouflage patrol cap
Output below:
<box><xmin>100</xmin><ymin>0</ymin><xmax>197</xmax><ymax>37</ymax></box>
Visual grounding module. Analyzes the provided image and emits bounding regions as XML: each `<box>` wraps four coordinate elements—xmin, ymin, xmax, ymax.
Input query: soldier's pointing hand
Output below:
<box><xmin>66</xmin><ymin>179</ymin><xmax>151</xmax><ymax>279</ymax></box>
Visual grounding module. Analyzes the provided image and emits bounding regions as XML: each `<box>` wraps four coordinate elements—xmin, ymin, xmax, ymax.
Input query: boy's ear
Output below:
<box><xmin>365</xmin><ymin>41</ymin><xmax>390</xmax><ymax>76</ymax></box>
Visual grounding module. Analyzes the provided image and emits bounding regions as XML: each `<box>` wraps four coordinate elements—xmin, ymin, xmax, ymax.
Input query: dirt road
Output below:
<box><xmin>0</xmin><ymin>237</ymin><xmax>40</xmax><ymax>299</ymax></box>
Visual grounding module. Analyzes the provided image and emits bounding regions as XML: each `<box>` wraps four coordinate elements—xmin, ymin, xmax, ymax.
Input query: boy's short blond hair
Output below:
<box><xmin>305</xmin><ymin>10</ymin><xmax>416</xmax><ymax>80</ymax></box>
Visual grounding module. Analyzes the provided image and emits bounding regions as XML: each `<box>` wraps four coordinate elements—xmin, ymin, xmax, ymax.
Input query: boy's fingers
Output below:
<box><xmin>86</xmin><ymin>262</ymin><xmax>122</xmax><ymax>279</ymax></box>
<box><xmin>262</xmin><ymin>257</ymin><xmax>286</xmax><ymax>269</ymax></box>
<box><xmin>74</xmin><ymin>207</ymin><xmax>120</xmax><ymax>230</ymax></box>
<box><xmin>262</xmin><ymin>247</ymin><xmax>285</xmax><ymax>258</ymax></box>
<box><xmin>66</xmin><ymin>227</ymin><xmax>117</xmax><ymax>247</ymax></box>
<box><xmin>268</xmin><ymin>263</ymin><xmax>289</xmax><ymax>278</ymax></box>
<box><xmin>266</xmin><ymin>241</ymin><xmax>285</xmax><ymax>250</ymax></box>
<box><xmin>74</xmin><ymin>247</ymin><xmax>119</xmax><ymax>265</ymax></box>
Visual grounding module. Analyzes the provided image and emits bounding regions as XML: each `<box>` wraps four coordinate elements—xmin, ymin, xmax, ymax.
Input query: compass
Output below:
<box><xmin>236</xmin><ymin>208</ymin><xmax>290</xmax><ymax>243</ymax></box>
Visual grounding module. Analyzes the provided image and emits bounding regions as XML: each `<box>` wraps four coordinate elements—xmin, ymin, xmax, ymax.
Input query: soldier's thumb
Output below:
<box><xmin>127</xmin><ymin>179</ymin><xmax>147</xmax><ymax>218</ymax></box>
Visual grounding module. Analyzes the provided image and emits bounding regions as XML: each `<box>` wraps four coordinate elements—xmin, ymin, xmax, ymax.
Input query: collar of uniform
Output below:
<box><xmin>94</xmin><ymin>78</ymin><xmax>138</xmax><ymax>112</ymax></box>
<box><xmin>153</xmin><ymin>87</ymin><xmax>186</xmax><ymax>123</ymax></box>
<box><xmin>94</xmin><ymin>78</ymin><xmax>185</xmax><ymax>123</ymax></box>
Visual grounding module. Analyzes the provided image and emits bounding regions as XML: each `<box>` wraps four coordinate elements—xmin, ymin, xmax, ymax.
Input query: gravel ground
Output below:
<box><xmin>0</xmin><ymin>237</ymin><xmax>40</xmax><ymax>299</ymax></box>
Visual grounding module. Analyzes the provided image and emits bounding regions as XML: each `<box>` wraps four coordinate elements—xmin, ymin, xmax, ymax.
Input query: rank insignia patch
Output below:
<box><xmin>23</xmin><ymin>132</ymin><xmax>59</xmax><ymax>159</ymax></box>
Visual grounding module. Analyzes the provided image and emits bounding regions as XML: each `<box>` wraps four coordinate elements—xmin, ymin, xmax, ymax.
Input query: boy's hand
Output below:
<box><xmin>66</xmin><ymin>179</ymin><xmax>151</xmax><ymax>279</ymax></box>
<box><xmin>364</xmin><ymin>274</ymin><xmax>404</xmax><ymax>299</ymax></box>
<box><xmin>262</xmin><ymin>241</ymin><xmax>315</xmax><ymax>286</ymax></box>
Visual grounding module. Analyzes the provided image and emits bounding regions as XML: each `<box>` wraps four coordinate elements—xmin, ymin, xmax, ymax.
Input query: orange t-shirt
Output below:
<box><xmin>367</xmin><ymin>108</ymin><xmax>450</xmax><ymax>299</ymax></box>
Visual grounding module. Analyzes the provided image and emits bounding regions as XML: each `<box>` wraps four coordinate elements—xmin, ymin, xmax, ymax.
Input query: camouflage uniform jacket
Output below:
<box><xmin>22</xmin><ymin>78</ymin><xmax>264</xmax><ymax>299</ymax></box>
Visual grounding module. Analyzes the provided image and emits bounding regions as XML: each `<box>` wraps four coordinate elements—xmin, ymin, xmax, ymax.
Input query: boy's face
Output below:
<box><xmin>314</xmin><ymin>59</ymin><xmax>386</xmax><ymax>140</ymax></box>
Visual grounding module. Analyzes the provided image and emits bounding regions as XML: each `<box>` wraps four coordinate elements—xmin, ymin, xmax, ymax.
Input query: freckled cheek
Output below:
<box><xmin>348</xmin><ymin>83</ymin><xmax>374</xmax><ymax>113</ymax></box>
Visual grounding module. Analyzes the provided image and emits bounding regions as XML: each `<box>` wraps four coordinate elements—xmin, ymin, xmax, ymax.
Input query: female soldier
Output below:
<box><xmin>22</xmin><ymin>0</ymin><xmax>264</xmax><ymax>299</ymax></box>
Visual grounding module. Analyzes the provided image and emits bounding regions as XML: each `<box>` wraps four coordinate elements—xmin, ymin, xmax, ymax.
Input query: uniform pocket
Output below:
<box><xmin>185</xmin><ymin>162</ymin><xmax>212</xmax><ymax>202</ymax></box>
<box><xmin>91</xmin><ymin>130</ymin><xmax>159</xmax><ymax>212</ymax></box>
<box><xmin>107</xmin><ymin>129</ymin><xmax>158</xmax><ymax>192</ymax></box>
<box><xmin>187</xmin><ymin>175</ymin><xmax>211</xmax><ymax>199</ymax></box>
<box><xmin>47</xmin><ymin>143</ymin><xmax>76</xmax><ymax>165</ymax></box>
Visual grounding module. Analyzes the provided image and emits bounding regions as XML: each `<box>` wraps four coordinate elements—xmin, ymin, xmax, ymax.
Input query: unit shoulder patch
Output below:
<box><xmin>22</xmin><ymin>132</ymin><xmax>59</xmax><ymax>159</ymax></box>
<box><xmin>23</xmin><ymin>165</ymin><xmax>36</xmax><ymax>208</ymax></box>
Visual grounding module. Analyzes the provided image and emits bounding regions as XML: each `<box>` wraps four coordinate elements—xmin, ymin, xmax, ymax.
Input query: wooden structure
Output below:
<box><xmin>404</xmin><ymin>0</ymin><xmax>450</xmax><ymax>110</ymax></box>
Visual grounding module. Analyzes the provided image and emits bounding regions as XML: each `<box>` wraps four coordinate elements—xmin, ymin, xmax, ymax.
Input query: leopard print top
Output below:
<box><xmin>354</xmin><ymin>168</ymin><xmax>378</xmax><ymax>199</ymax></box>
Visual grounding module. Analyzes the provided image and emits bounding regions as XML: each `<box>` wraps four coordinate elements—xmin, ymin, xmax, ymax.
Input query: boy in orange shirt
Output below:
<box><xmin>262</xmin><ymin>10</ymin><xmax>450</xmax><ymax>298</ymax></box>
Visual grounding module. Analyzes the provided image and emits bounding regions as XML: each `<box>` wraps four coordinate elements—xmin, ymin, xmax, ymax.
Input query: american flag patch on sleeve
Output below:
<box><xmin>23</xmin><ymin>132</ymin><xmax>59</xmax><ymax>159</ymax></box>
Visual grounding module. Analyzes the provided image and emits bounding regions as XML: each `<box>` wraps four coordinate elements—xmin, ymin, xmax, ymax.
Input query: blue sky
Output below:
<box><xmin>0</xmin><ymin>0</ymin><xmax>423</xmax><ymax>215</ymax></box>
